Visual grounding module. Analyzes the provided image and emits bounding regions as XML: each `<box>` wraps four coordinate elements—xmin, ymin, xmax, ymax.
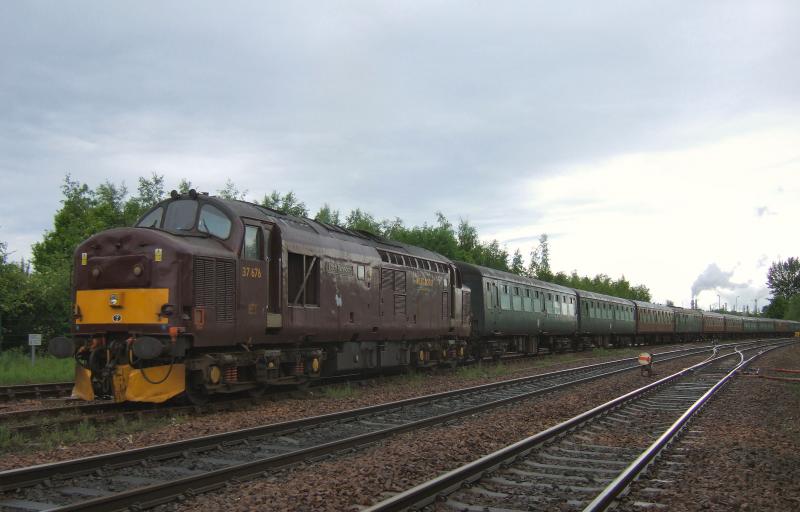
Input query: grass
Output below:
<box><xmin>0</xmin><ymin>414</ymin><xmax>185</xmax><ymax>454</ymax></box>
<box><xmin>457</xmin><ymin>362</ymin><xmax>511</xmax><ymax>380</ymax></box>
<box><xmin>397</xmin><ymin>371</ymin><xmax>428</xmax><ymax>387</ymax></box>
<box><xmin>0</xmin><ymin>348</ymin><xmax>74</xmax><ymax>385</ymax></box>
<box><xmin>321</xmin><ymin>382</ymin><xmax>361</xmax><ymax>399</ymax></box>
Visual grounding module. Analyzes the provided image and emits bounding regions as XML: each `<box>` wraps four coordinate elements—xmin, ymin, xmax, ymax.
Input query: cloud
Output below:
<box><xmin>690</xmin><ymin>263</ymin><xmax>749</xmax><ymax>298</ymax></box>
<box><xmin>0</xmin><ymin>1</ymin><xmax>799</xmax><ymax>313</ymax></box>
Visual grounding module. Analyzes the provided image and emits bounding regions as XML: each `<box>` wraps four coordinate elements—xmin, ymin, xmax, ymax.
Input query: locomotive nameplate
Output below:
<box><xmin>414</xmin><ymin>277</ymin><xmax>434</xmax><ymax>287</ymax></box>
<box><xmin>325</xmin><ymin>261</ymin><xmax>355</xmax><ymax>276</ymax></box>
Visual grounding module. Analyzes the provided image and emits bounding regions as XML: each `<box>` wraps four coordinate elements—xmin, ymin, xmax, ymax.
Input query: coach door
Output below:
<box><xmin>238</xmin><ymin>222</ymin><xmax>270</xmax><ymax>341</ymax></box>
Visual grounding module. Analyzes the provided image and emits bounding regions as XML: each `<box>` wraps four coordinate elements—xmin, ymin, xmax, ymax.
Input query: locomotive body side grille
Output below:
<box><xmin>193</xmin><ymin>256</ymin><xmax>235</xmax><ymax>323</ymax></box>
<box><xmin>193</xmin><ymin>257</ymin><xmax>214</xmax><ymax>307</ymax></box>
<box><xmin>394</xmin><ymin>270</ymin><xmax>406</xmax><ymax>294</ymax></box>
<box><xmin>215</xmin><ymin>259</ymin><xmax>235</xmax><ymax>322</ymax></box>
<box><xmin>381</xmin><ymin>268</ymin><xmax>393</xmax><ymax>290</ymax></box>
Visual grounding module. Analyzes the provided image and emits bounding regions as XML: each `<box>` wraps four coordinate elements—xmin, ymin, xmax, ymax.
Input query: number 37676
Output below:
<box><xmin>241</xmin><ymin>266</ymin><xmax>263</xmax><ymax>278</ymax></box>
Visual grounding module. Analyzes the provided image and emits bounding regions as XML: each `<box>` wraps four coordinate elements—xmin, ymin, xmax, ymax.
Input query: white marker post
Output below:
<box><xmin>28</xmin><ymin>333</ymin><xmax>42</xmax><ymax>365</ymax></box>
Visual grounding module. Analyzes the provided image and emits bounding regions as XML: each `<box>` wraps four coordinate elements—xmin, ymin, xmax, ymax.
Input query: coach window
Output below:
<box><xmin>242</xmin><ymin>225</ymin><xmax>263</xmax><ymax>260</ymax></box>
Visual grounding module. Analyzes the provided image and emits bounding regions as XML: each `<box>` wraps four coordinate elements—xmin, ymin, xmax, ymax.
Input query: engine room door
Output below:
<box><xmin>238</xmin><ymin>223</ymin><xmax>269</xmax><ymax>343</ymax></box>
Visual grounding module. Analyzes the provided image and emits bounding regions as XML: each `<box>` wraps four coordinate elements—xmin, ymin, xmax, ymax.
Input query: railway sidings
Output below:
<box><xmin>361</xmin><ymin>341</ymin><xmax>790</xmax><ymax>511</ymax></box>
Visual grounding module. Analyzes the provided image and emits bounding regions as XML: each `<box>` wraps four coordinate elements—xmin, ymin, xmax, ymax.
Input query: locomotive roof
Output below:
<box><xmin>455</xmin><ymin>261</ymin><xmax>576</xmax><ymax>294</ymax></box>
<box><xmin>213</xmin><ymin>196</ymin><xmax>452</xmax><ymax>263</ymax></box>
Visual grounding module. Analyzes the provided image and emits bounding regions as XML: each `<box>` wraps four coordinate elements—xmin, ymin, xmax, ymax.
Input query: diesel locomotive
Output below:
<box><xmin>48</xmin><ymin>191</ymin><xmax>800</xmax><ymax>403</ymax></box>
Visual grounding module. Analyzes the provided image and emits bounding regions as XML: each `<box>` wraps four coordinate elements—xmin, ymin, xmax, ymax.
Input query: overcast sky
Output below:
<box><xmin>1</xmin><ymin>1</ymin><xmax>798</xmax><ymax>311</ymax></box>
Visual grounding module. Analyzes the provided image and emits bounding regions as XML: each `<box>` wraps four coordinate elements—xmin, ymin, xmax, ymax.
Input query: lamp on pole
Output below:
<box><xmin>717</xmin><ymin>294</ymin><xmax>721</xmax><ymax>311</ymax></box>
<box><xmin>735</xmin><ymin>296</ymin><xmax>739</xmax><ymax>312</ymax></box>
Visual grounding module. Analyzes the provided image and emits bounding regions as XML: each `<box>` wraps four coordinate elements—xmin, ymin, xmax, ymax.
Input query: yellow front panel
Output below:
<box><xmin>76</xmin><ymin>288</ymin><xmax>169</xmax><ymax>325</ymax></box>
<box><xmin>124</xmin><ymin>364</ymin><xmax>186</xmax><ymax>403</ymax></box>
<box><xmin>73</xmin><ymin>365</ymin><xmax>95</xmax><ymax>401</ymax></box>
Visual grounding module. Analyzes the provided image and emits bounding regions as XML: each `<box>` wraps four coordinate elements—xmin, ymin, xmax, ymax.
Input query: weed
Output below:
<box><xmin>395</xmin><ymin>371</ymin><xmax>426</xmax><ymax>388</ymax></box>
<box><xmin>0</xmin><ymin>414</ymin><xmax>186</xmax><ymax>455</ymax></box>
<box><xmin>322</xmin><ymin>382</ymin><xmax>360</xmax><ymax>399</ymax></box>
<box><xmin>457</xmin><ymin>362</ymin><xmax>511</xmax><ymax>380</ymax></box>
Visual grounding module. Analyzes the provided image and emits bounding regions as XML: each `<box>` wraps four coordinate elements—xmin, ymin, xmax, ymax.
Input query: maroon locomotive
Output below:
<box><xmin>49</xmin><ymin>191</ymin><xmax>471</xmax><ymax>403</ymax></box>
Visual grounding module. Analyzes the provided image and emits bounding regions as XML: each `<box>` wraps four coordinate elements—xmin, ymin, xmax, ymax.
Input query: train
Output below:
<box><xmin>47</xmin><ymin>191</ymin><xmax>800</xmax><ymax>403</ymax></box>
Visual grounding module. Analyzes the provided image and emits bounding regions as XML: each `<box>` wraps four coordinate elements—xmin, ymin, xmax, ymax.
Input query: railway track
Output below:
<box><xmin>0</xmin><ymin>341</ymin><xmax>753</xmax><ymax>436</ymax></box>
<box><xmin>0</xmin><ymin>383</ymin><xmax>73</xmax><ymax>403</ymax></box>
<box><xmin>363</xmin><ymin>340</ymin><xmax>793</xmax><ymax>512</ymax></box>
<box><xmin>0</xmin><ymin>343</ymin><xmax>730</xmax><ymax>511</ymax></box>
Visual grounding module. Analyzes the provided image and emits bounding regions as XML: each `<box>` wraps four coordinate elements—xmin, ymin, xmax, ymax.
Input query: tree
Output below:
<box><xmin>217</xmin><ymin>179</ymin><xmax>248</xmax><ymax>201</ymax></box>
<box><xmin>177</xmin><ymin>179</ymin><xmax>193</xmax><ymax>194</ymax></box>
<box><xmin>767</xmin><ymin>257</ymin><xmax>800</xmax><ymax>299</ymax></box>
<box><xmin>314</xmin><ymin>204</ymin><xmax>341</xmax><ymax>225</ymax></box>
<box><xmin>510</xmin><ymin>249</ymin><xmax>525</xmax><ymax>275</ymax></box>
<box><xmin>527</xmin><ymin>234</ymin><xmax>552</xmax><ymax>280</ymax></box>
<box><xmin>784</xmin><ymin>295</ymin><xmax>800</xmax><ymax>321</ymax></box>
<box><xmin>345</xmin><ymin>208</ymin><xmax>382</xmax><ymax>235</ymax></box>
<box><xmin>259</xmin><ymin>190</ymin><xmax>309</xmax><ymax>217</ymax></box>
<box><xmin>124</xmin><ymin>173</ymin><xmax>166</xmax><ymax>222</ymax></box>
<box><xmin>32</xmin><ymin>176</ymin><xmax>102</xmax><ymax>272</ymax></box>
<box><xmin>457</xmin><ymin>220</ymin><xmax>479</xmax><ymax>255</ymax></box>
<box><xmin>763</xmin><ymin>296</ymin><xmax>787</xmax><ymax>320</ymax></box>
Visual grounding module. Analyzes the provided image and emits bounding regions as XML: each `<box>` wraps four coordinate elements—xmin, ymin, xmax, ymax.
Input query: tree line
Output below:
<box><xmin>763</xmin><ymin>257</ymin><xmax>800</xmax><ymax>320</ymax></box>
<box><xmin>1</xmin><ymin>174</ymin><xmax>658</xmax><ymax>346</ymax></box>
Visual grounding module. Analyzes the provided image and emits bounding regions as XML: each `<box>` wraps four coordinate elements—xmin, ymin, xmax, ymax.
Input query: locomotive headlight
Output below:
<box><xmin>133</xmin><ymin>264</ymin><xmax>143</xmax><ymax>277</ymax></box>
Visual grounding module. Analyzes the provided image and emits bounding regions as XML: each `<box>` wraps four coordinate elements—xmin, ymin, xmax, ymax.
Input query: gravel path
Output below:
<box><xmin>618</xmin><ymin>341</ymin><xmax>800</xmax><ymax>511</ymax></box>
<box><xmin>172</xmin><ymin>354</ymin><xmax>712</xmax><ymax>512</ymax></box>
<box><xmin>0</xmin><ymin>343</ymin><xmax>705</xmax><ymax>471</ymax></box>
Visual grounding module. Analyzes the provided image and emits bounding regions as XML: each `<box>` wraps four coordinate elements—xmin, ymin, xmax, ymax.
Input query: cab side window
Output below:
<box><xmin>243</xmin><ymin>225</ymin><xmax>263</xmax><ymax>260</ymax></box>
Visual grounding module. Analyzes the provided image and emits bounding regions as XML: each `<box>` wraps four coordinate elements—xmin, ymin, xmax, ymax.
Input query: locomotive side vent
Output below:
<box><xmin>215</xmin><ymin>258</ymin><xmax>235</xmax><ymax>322</ymax></box>
<box><xmin>193</xmin><ymin>257</ymin><xmax>214</xmax><ymax>307</ymax></box>
<box><xmin>394</xmin><ymin>294</ymin><xmax>406</xmax><ymax>317</ymax></box>
<box><xmin>193</xmin><ymin>256</ymin><xmax>235</xmax><ymax>323</ymax></box>
<box><xmin>381</xmin><ymin>268</ymin><xmax>393</xmax><ymax>291</ymax></box>
<box><xmin>394</xmin><ymin>270</ymin><xmax>406</xmax><ymax>294</ymax></box>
